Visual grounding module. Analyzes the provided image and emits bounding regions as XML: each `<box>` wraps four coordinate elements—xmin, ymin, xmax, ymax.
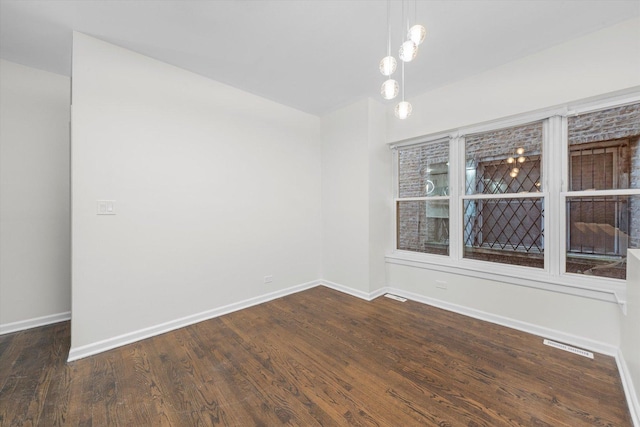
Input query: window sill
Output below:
<box><xmin>385</xmin><ymin>250</ymin><xmax>627</xmax><ymax>307</ymax></box>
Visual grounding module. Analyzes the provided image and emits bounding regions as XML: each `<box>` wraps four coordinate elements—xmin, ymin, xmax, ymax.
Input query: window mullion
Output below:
<box><xmin>559</xmin><ymin>115</ymin><xmax>569</xmax><ymax>277</ymax></box>
<box><xmin>462</xmin><ymin>193</ymin><xmax>545</xmax><ymax>200</ymax></box>
<box><xmin>562</xmin><ymin>189</ymin><xmax>640</xmax><ymax>197</ymax></box>
<box><xmin>389</xmin><ymin>94</ymin><xmax>640</xmax><ymax>291</ymax></box>
<box><xmin>546</xmin><ymin>115</ymin><xmax>564</xmax><ymax>277</ymax></box>
<box><xmin>450</xmin><ymin>135</ymin><xmax>462</xmax><ymax>261</ymax></box>
<box><xmin>391</xmin><ymin>146</ymin><xmax>399</xmax><ymax>251</ymax></box>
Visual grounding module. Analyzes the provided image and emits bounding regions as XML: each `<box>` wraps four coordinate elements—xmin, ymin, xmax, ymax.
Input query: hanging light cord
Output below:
<box><xmin>401</xmin><ymin>0</ymin><xmax>406</xmax><ymax>102</ymax></box>
<box><xmin>402</xmin><ymin>0</ymin><xmax>406</xmax><ymax>33</ymax></box>
<box><xmin>386</xmin><ymin>0</ymin><xmax>391</xmax><ymax>57</ymax></box>
<box><xmin>401</xmin><ymin>58</ymin><xmax>405</xmax><ymax>102</ymax></box>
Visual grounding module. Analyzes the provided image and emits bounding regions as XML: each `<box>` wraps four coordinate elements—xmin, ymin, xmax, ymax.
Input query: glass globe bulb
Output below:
<box><xmin>512</xmin><ymin>167</ymin><xmax>520</xmax><ymax>174</ymax></box>
<box><xmin>408</xmin><ymin>24</ymin><xmax>426</xmax><ymax>46</ymax></box>
<box><xmin>507</xmin><ymin>157</ymin><xmax>515</xmax><ymax>164</ymax></box>
<box><xmin>509</xmin><ymin>171</ymin><xmax>517</xmax><ymax>178</ymax></box>
<box><xmin>381</xmin><ymin>79</ymin><xmax>399</xmax><ymax>100</ymax></box>
<box><xmin>379</xmin><ymin>56</ymin><xmax>397</xmax><ymax>76</ymax></box>
<box><xmin>395</xmin><ymin>101</ymin><xmax>412</xmax><ymax>119</ymax></box>
<box><xmin>518</xmin><ymin>156</ymin><xmax>526</xmax><ymax>163</ymax></box>
<box><xmin>516</xmin><ymin>147</ymin><xmax>525</xmax><ymax>155</ymax></box>
<box><xmin>399</xmin><ymin>40</ymin><xmax>418</xmax><ymax>62</ymax></box>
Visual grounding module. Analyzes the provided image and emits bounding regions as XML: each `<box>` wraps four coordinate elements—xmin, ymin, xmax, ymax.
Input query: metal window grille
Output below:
<box><xmin>463</xmin><ymin>156</ymin><xmax>544</xmax><ymax>260</ymax></box>
<box><xmin>464</xmin><ymin>199</ymin><xmax>544</xmax><ymax>253</ymax></box>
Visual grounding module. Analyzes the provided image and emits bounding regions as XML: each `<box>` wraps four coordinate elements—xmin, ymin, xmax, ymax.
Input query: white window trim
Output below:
<box><xmin>388</xmin><ymin>89</ymin><xmax>640</xmax><ymax>308</ymax></box>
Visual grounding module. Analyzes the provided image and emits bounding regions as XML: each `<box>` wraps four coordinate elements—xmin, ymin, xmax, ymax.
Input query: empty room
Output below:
<box><xmin>1</xmin><ymin>0</ymin><xmax>639</xmax><ymax>425</ymax></box>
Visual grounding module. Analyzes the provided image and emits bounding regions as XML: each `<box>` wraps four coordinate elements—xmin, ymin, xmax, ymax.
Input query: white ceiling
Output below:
<box><xmin>1</xmin><ymin>0</ymin><xmax>638</xmax><ymax>116</ymax></box>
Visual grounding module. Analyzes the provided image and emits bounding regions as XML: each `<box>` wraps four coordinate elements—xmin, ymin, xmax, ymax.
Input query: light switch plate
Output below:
<box><xmin>97</xmin><ymin>200</ymin><xmax>116</xmax><ymax>215</ymax></box>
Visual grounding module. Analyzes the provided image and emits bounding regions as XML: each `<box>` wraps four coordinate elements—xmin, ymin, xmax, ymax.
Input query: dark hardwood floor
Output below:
<box><xmin>0</xmin><ymin>286</ymin><xmax>632</xmax><ymax>426</ymax></box>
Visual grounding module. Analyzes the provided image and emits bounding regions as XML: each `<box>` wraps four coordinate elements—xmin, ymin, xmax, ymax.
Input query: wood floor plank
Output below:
<box><xmin>0</xmin><ymin>286</ymin><xmax>632</xmax><ymax>426</ymax></box>
<box><xmin>39</xmin><ymin>323</ymin><xmax>72</xmax><ymax>426</ymax></box>
<box><xmin>66</xmin><ymin>354</ymin><xmax>99</xmax><ymax>426</ymax></box>
<box><xmin>183</xmin><ymin>322</ymin><xmax>264</xmax><ymax>426</ymax></box>
<box><xmin>0</xmin><ymin>325</ymin><xmax>58</xmax><ymax>426</ymax></box>
<box><xmin>221</xmin><ymin>308</ymin><xmax>390</xmax><ymax>425</ymax></box>
<box><xmin>266</xmin><ymin>294</ymin><xmax>499</xmax><ymax>425</ymax></box>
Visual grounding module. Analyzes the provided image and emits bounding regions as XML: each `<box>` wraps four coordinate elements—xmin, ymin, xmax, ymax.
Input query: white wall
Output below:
<box><xmin>621</xmin><ymin>249</ymin><xmax>640</xmax><ymax>420</ymax></box>
<box><xmin>321</xmin><ymin>100</ymin><xmax>370</xmax><ymax>292</ymax></box>
<box><xmin>0</xmin><ymin>59</ymin><xmax>71</xmax><ymax>333</ymax></box>
<box><xmin>4</xmin><ymin>14</ymin><xmax>635</xmax><ymax>369</ymax></box>
<box><xmin>387</xmin><ymin>264</ymin><xmax>622</xmax><ymax>348</ymax></box>
<box><xmin>70</xmin><ymin>33</ymin><xmax>321</xmax><ymax>356</ymax></box>
<box><xmin>367</xmin><ymin>100</ymin><xmax>392</xmax><ymax>292</ymax></box>
<box><xmin>320</xmin><ymin>98</ymin><xmax>391</xmax><ymax>295</ymax></box>
<box><xmin>388</xmin><ymin>17</ymin><xmax>640</xmax><ymax>141</ymax></box>
<box><xmin>383</xmin><ymin>17</ymin><xmax>640</xmax><ymax>349</ymax></box>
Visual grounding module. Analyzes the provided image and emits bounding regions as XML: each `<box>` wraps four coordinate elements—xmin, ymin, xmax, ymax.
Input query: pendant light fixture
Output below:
<box><xmin>378</xmin><ymin>0</ymin><xmax>426</xmax><ymax>119</ymax></box>
<box><xmin>398</xmin><ymin>0</ymin><xmax>418</xmax><ymax>62</ymax></box>
<box><xmin>379</xmin><ymin>0</ymin><xmax>398</xmax><ymax>100</ymax></box>
<box><xmin>407</xmin><ymin>1</ymin><xmax>426</xmax><ymax>46</ymax></box>
<box><xmin>408</xmin><ymin>24</ymin><xmax>427</xmax><ymax>46</ymax></box>
<box><xmin>399</xmin><ymin>39</ymin><xmax>418</xmax><ymax>62</ymax></box>
<box><xmin>395</xmin><ymin>60</ymin><xmax>412</xmax><ymax>119</ymax></box>
<box><xmin>381</xmin><ymin>79</ymin><xmax>399</xmax><ymax>100</ymax></box>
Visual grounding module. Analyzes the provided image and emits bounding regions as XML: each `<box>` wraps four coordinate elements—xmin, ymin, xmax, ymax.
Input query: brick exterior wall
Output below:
<box><xmin>465</xmin><ymin>122</ymin><xmax>543</xmax><ymax>193</ymax></box>
<box><xmin>396</xmin><ymin>103</ymin><xmax>639</xmax><ymax>278</ymax></box>
<box><xmin>568</xmin><ymin>102</ymin><xmax>640</xmax><ymax>256</ymax></box>
<box><xmin>568</xmin><ymin>103</ymin><xmax>640</xmax><ymax>146</ymax></box>
<box><xmin>397</xmin><ymin>142</ymin><xmax>449</xmax><ymax>254</ymax></box>
<box><xmin>397</xmin><ymin>200</ymin><xmax>449</xmax><ymax>254</ymax></box>
<box><xmin>398</xmin><ymin>143</ymin><xmax>449</xmax><ymax>198</ymax></box>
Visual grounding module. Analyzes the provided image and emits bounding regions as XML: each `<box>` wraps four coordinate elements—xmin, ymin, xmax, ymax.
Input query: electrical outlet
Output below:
<box><xmin>97</xmin><ymin>200</ymin><xmax>116</xmax><ymax>215</ymax></box>
<box><xmin>264</xmin><ymin>275</ymin><xmax>273</xmax><ymax>284</ymax></box>
<box><xmin>436</xmin><ymin>280</ymin><xmax>447</xmax><ymax>290</ymax></box>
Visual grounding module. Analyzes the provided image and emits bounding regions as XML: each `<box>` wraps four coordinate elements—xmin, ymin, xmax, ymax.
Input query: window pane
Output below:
<box><xmin>397</xmin><ymin>200</ymin><xmax>449</xmax><ymax>255</ymax></box>
<box><xmin>465</xmin><ymin>122</ymin><xmax>543</xmax><ymax>195</ymax></box>
<box><xmin>398</xmin><ymin>142</ymin><xmax>449</xmax><ymax>198</ymax></box>
<box><xmin>463</xmin><ymin>198</ymin><xmax>544</xmax><ymax>268</ymax></box>
<box><xmin>568</xmin><ymin>103</ymin><xmax>640</xmax><ymax>191</ymax></box>
<box><xmin>566</xmin><ymin>195</ymin><xmax>640</xmax><ymax>280</ymax></box>
<box><xmin>570</xmin><ymin>146</ymin><xmax>616</xmax><ymax>191</ymax></box>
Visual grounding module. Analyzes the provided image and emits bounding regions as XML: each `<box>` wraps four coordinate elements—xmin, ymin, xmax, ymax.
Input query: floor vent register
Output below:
<box><xmin>543</xmin><ymin>339</ymin><xmax>594</xmax><ymax>359</ymax></box>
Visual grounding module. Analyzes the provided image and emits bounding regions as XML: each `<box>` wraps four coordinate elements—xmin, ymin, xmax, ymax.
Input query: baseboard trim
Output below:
<box><xmin>49</xmin><ymin>279</ymin><xmax>639</xmax><ymax>424</ymax></box>
<box><xmin>616</xmin><ymin>348</ymin><xmax>640</xmax><ymax>427</ymax></box>
<box><xmin>319</xmin><ymin>280</ymin><xmax>387</xmax><ymax>301</ymax></box>
<box><xmin>378</xmin><ymin>286</ymin><xmax>637</xmax><ymax>425</ymax></box>
<box><xmin>67</xmin><ymin>280</ymin><xmax>320</xmax><ymax>362</ymax></box>
<box><xmin>0</xmin><ymin>311</ymin><xmax>71</xmax><ymax>335</ymax></box>
<box><xmin>384</xmin><ymin>286</ymin><xmax>618</xmax><ymax>357</ymax></box>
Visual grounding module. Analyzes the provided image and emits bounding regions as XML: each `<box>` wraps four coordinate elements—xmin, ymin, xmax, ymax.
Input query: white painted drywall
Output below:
<box><xmin>388</xmin><ymin>17</ymin><xmax>640</xmax><ymax>141</ymax></box>
<box><xmin>70</xmin><ymin>33</ymin><xmax>321</xmax><ymax>351</ymax></box>
<box><xmin>387</xmin><ymin>264</ymin><xmax>621</xmax><ymax>348</ymax></box>
<box><xmin>320</xmin><ymin>98</ymin><xmax>392</xmax><ymax>294</ymax></box>
<box><xmin>367</xmin><ymin>100</ymin><xmax>393</xmax><ymax>293</ymax></box>
<box><xmin>321</xmin><ymin>99</ymin><xmax>371</xmax><ymax>292</ymax></box>
<box><xmin>384</xmin><ymin>17</ymin><xmax>640</xmax><ymax>348</ymax></box>
<box><xmin>0</xmin><ymin>59</ymin><xmax>71</xmax><ymax>330</ymax></box>
<box><xmin>622</xmin><ymin>249</ymin><xmax>640</xmax><ymax>417</ymax></box>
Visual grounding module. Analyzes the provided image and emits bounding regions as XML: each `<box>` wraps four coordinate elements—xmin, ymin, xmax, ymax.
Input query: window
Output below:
<box><xmin>392</xmin><ymin>97</ymin><xmax>640</xmax><ymax>292</ymax></box>
<box><xmin>565</xmin><ymin>104</ymin><xmax>640</xmax><ymax>280</ymax></box>
<box><xmin>463</xmin><ymin>122</ymin><xmax>544</xmax><ymax>268</ymax></box>
<box><xmin>397</xmin><ymin>140</ymin><xmax>449</xmax><ymax>255</ymax></box>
